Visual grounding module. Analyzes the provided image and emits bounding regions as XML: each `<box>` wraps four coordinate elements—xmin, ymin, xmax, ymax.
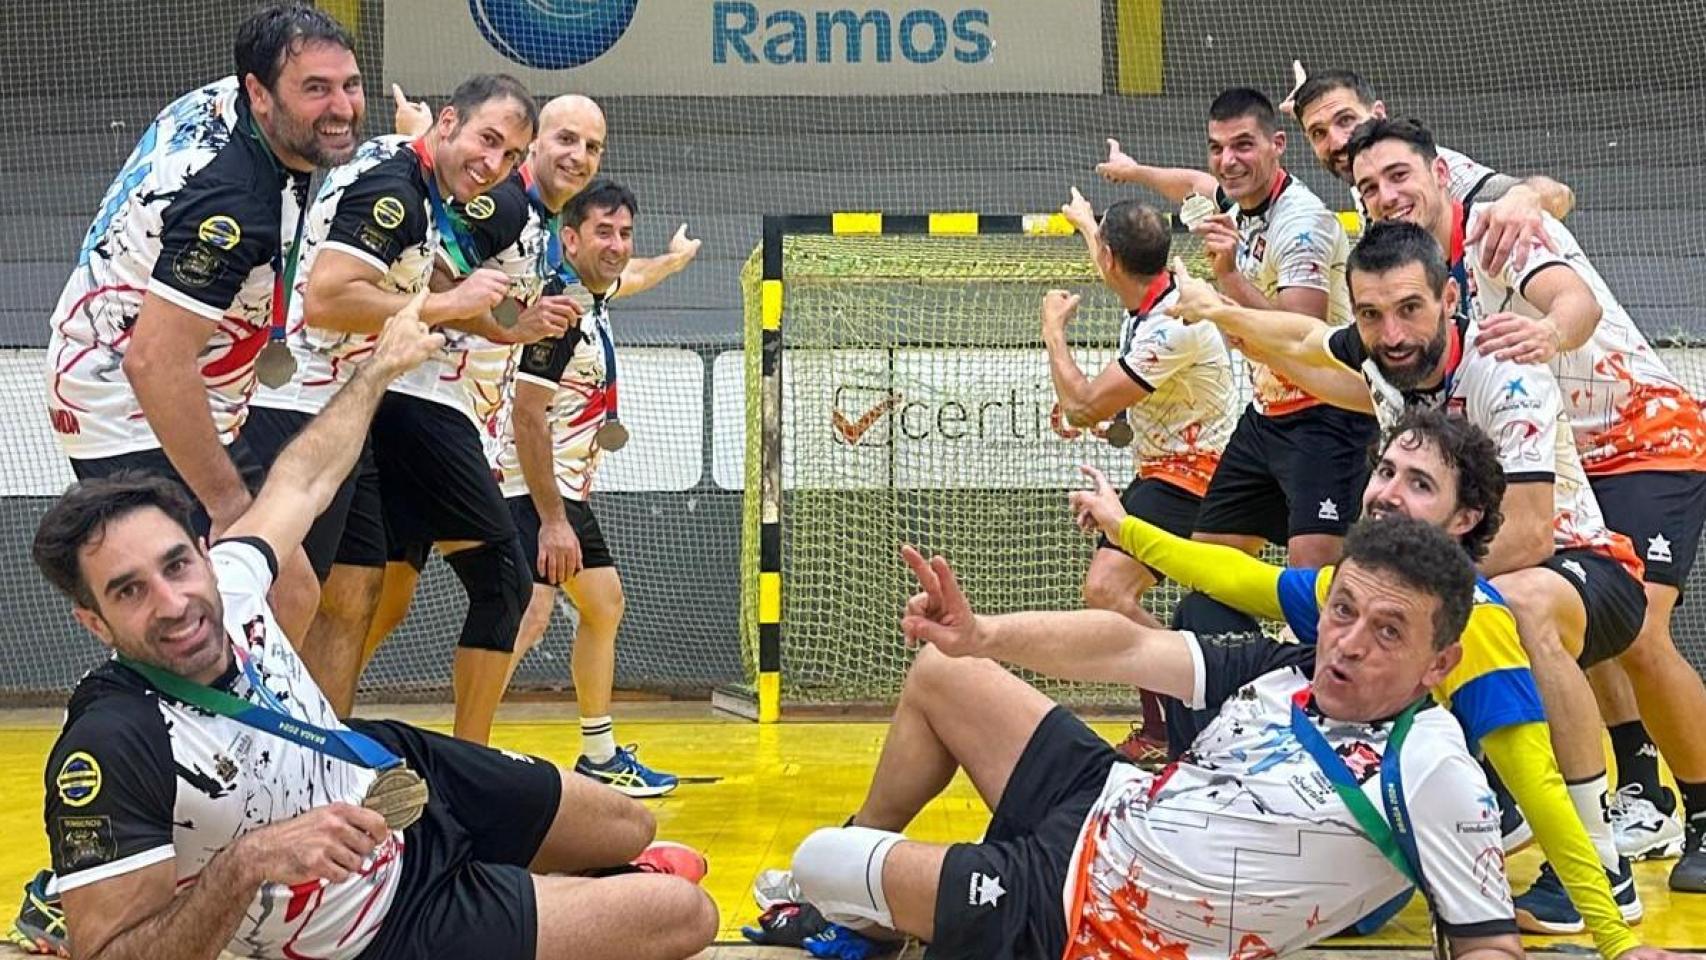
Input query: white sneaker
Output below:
<box><xmin>1610</xmin><ymin>784</ymin><xmax>1685</xmax><ymax>861</ymax></box>
<box><xmin>753</xmin><ymin>868</ymin><xmax>802</xmax><ymax>910</ymax></box>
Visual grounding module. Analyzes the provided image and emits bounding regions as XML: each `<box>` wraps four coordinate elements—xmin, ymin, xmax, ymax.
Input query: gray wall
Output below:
<box><xmin>4</xmin><ymin>1</ymin><xmax>1703</xmax><ymax>695</ymax></box>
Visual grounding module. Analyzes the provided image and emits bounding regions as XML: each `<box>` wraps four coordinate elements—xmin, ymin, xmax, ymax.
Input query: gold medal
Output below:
<box><xmin>595</xmin><ymin>419</ymin><xmax>629</xmax><ymax>451</ymax></box>
<box><xmin>254</xmin><ymin>341</ymin><xmax>297</xmax><ymax>388</ymax></box>
<box><xmin>362</xmin><ymin>766</ymin><xmax>429</xmax><ymax>831</ymax></box>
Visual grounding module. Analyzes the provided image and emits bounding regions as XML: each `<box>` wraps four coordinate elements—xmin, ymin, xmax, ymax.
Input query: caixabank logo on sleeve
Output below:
<box><xmin>470</xmin><ymin>0</ymin><xmax>640</xmax><ymax>69</ymax></box>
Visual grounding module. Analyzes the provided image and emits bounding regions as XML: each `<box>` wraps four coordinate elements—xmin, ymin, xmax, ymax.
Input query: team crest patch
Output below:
<box><xmin>56</xmin><ymin>752</ymin><xmax>102</xmax><ymax>807</ymax></box>
<box><xmin>171</xmin><ymin>241</ymin><xmax>225</xmax><ymax>289</ymax></box>
<box><xmin>372</xmin><ymin>195</ymin><xmax>407</xmax><ymax>230</ymax></box>
<box><xmin>57</xmin><ymin>815</ymin><xmax>117</xmax><ymax>871</ymax></box>
<box><xmin>197</xmin><ymin>215</ymin><xmax>242</xmax><ymax>250</ymax></box>
<box><xmin>464</xmin><ymin>194</ymin><xmax>496</xmax><ymax>221</ymax></box>
<box><xmin>357</xmin><ymin>223</ymin><xmax>399</xmax><ymax>259</ymax></box>
<box><xmin>525</xmin><ymin>341</ymin><xmax>555</xmax><ymax>368</ymax></box>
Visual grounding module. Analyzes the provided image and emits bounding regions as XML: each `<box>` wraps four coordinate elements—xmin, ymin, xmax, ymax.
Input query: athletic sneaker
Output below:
<box><xmin>632</xmin><ymin>841</ymin><xmax>707</xmax><ymax>883</ymax></box>
<box><xmin>575</xmin><ymin>744</ymin><xmax>679</xmax><ymax>797</ymax></box>
<box><xmin>1670</xmin><ymin>812</ymin><xmax>1706</xmax><ymax>893</ymax></box>
<box><xmin>7</xmin><ymin>870</ymin><xmax>68</xmax><ymax>957</ymax></box>
<box><xmin>802</xmin><ymin>924</ymin><xmax>892</xmax><ymax>960</ymax></box>
<box><xmin>754</xmin><ymin>868</ymin><xmax>804</xmax><ymax>910</ymax></box>
<box><xmin>1113</xmin><ymin>724</ymin><xmax>1169</xmax><ymax>769</ymax></box>
<box><xmin>743</xmin><ymin>901</ymin><xmax>830</xmax><ymax>946</ymax></box>
<box><xmin>1609</xmin><ymin>784</ymin><xmax>1685</xmax><ymax>861</ymax></box>
<box><xmin>1513</xmin><ymin>859</ymin><xmax>1642</xmax><ymax>934</ymax></box>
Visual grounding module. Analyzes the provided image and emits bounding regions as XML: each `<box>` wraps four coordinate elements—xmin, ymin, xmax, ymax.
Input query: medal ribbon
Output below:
<box><xmin>1288</xmin><ymin>689</ymin><xmax>1427</xmax><ymax>886</ymax></box>
<box><xmin>120</xmin><ymin>652</ymin><xmax>402</xmax><ymax>771</ymax></box>
<box><xmin>249</xmin><ymin>115</ymin><xmax>310</xmax><ymax>348</ymax></box>
<box><xmin>592</xmin><ymin>297</ymin><xmax>620</xmax><ymax>424</ymax></box>
<box><xmin>520</xmin><ymin>161</ymin><xmax>576</xmax><ymax>289</ymax></box>
<box><xmin>411</xmin><ymin>138</ymin><xmax>482</xmax><ymax>277</ymax></box>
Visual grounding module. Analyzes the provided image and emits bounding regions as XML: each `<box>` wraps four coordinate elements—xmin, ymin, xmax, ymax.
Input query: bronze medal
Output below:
<box><xmin>1103</xmin><ymin>417</ymin><xmax>1134</xmax><ymax>448</ymax></box>
<box><xmin>362</xmin><ymin>765</ymin><xmax>429</xmax><ymax>831</ymax></box>
<box><xmin>595</xmin><ymin>419</ymin><xmax>629</xmax><ymax>451</ymax></box>
<box><xmin>254</xmin><ymin>341</ymin><xmax>297</xmax><ymax>388</ymax></box>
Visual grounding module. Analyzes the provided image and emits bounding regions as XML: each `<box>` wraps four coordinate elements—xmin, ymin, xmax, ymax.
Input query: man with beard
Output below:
<box><xmin>243</xmin><ymin>75</ymin><xmax>551</xmax><ymax>742</ymax></box>
<box><xmin>1168</xmin><ymin>221</ymin><xmax>1650</xmax><ymax>933</ymax></box>
<box><xmin>1348</xmin><ymin>117</ymin><xmax>1706</xmax><ymax>903</ymax></box>
<box><xmin>1286</xmin><ymin>66</ymin><xmax>1572</xmax><ymax>273</ymax></box>
<box><xmin>41</xmin><ymin>2</ymin><xmax>364</xmax><ymax>643</ymax></box>
<box><xmin>18</xmin><ymin>8</ymin><xmax>366</xmax><ymax>952</ymax></box>
<box><xmin>1071</xmin><ymin>408</ymin><xmax>1645</xmax><ymax>960</ymax></box>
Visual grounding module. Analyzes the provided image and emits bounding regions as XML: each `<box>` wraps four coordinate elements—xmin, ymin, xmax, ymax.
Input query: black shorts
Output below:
<box><xmin>350</xmin><ymin>718</ymin><xmax>562</xmax><ymax>960</ymax></box>
<box><xmin>1590</xmin><ymin>469</ymin><xmax>1706</xmax><ymax>591</ymax></box>
<box><xmin>69</xmin><ymin>438</ymin><xmax>264</xmax><ymax>537</ymax></box>
<box><xmin>242</xmin><ymin>405</ymin><xmax>388</xmax><ymax>575</ymax></box>
<box><xmin>509</xmin><ymin>495</ymin><xmax>616</xmax><ymax>585</ymax></box>
<box><xmin>370</xmin><ymin>393</ymin><xmax>516</xmax><ymax>561</ymax></box>
<box><xmin>1541</xmin><ymin>548</ymin><xmax>1648</xmax><ymax>668</ymax></box>
<box><xmin>1096</xmin><ymin>476</ymin><xmax>1203</xmax><ymax>576</ymax></box>
<box><xmin>929</xmin><ymin>706</ymin><xmax>1125</xmax><ymax>960</ymax></box>
<box><xmin>1194</xmin><ymin>403</ymin><xmax>1378</xmax><ymax>544</ymax></box>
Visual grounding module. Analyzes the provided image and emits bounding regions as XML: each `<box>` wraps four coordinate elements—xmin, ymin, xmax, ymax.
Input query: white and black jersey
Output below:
<box><xmin>44</xmin><ymin>540</ymin><xmax>403</xmax><ymax>959</ymax></box>
<box><xmin>46</xmin><ymin>77</ymin><xmax>312</xmax><ymax>460</ymax></box>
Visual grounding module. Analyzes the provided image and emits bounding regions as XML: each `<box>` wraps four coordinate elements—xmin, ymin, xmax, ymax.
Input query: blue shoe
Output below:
<box><xmin>575</xmin><ymin>745</ymin><xmax>679</xmax><ymax>798</ymax></box>
<box><xmin>1513</xmin><ymin>859</ymin><xmax>1642</xmax><ymax>934</ymax></box>
<box><xmin>803</xmin><ymin>924</ymin><xmax>892</xmax><ymax>960</ymax></box>
<box><xmin>7</xmin><ymin>870</ymin><xmax>67</xmax><ymax>957</ymax></box>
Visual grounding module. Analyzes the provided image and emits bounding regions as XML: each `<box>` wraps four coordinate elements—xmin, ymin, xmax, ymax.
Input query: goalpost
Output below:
<box><xmin>733</xmin><ymin>211</ymin><xmax>1223</xmax><ymax>721</ymax></box>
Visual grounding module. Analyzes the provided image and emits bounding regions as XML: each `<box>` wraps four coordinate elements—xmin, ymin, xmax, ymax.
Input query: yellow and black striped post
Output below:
<box><xmin>751</xmin><ymin>211</ymin><xmax>1078</xmax><ymax>722</ymax></box>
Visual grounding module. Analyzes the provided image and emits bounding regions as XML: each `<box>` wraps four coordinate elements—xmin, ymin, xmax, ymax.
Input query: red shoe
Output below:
<box><xmin>633</xmin><ymin>841</ymin><xmax>708</xmax><ymax>884</ymax></box>
<box><xmin>1115</xmin><ymin>724</ymin><xmax>1169</xmax><ymax>769</ymax></box>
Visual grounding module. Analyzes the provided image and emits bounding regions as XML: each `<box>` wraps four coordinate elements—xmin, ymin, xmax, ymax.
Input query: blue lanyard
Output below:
<box><xmin>122</xmin><ymin>651</ymin><xmax>402</xmax><ymax>771</ymax></box>
<box><xmin>1289</xmin><ymin>691</ymin><xmax>1428</xmax><ymax>889</ymax></box>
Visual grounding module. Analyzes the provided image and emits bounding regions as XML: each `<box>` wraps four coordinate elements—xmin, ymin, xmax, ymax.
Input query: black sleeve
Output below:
<box><xmin>1325</xmin><ymin>324</ymin><xmax>1365</xmax><ymax>368</ymax></box>
<box><xmin>149</xmin><ymin>172</ymin><xmax>278</xmax><ymax>316</ymax></box>
<box><xmin>325</xmin><ymin>167</ymin><xmax>429</xmax><ymax>267</ymax></box>
<box><xmin>1194</xmin><ymin>630</ymin><xmax>1316</xmax><ymax>715</ymax></box>
<box><xmin>515</xmin><ymin>334</ymin><xmax>579</xmax><ymax>386</ymax></box>
<box><xmin>458</xmin><ymin>180</ymin><xmax>530</xmax><ymax>262</ymax></box>
<box><xmin>44</xmin><ymin>692</ymin><xmax>175</xmax><ymax>885</ymax></box>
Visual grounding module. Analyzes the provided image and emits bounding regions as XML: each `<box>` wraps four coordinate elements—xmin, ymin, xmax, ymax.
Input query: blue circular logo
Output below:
<box><xmin>469</xmin><ymin>0</ymin><xmax>640</xmax><ymax>70</ymax></box>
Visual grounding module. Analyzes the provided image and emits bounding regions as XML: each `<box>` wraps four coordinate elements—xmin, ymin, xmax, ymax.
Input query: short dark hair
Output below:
<box><xmin>33</xmin><ymin>474</ymin><xmax>200</xmax><ymax>610</ymax></box>
<box><xmin>1378</xmin><ymin>409</ymin><xmax>1506</xmax><ymax>561</ymax></box>
<box><xmin>1340</xmin><ymin>516</ymin><xmax>1477</xmax><ymax>651</ymax></box>
<box><xmin>1292</xmin><ymin>69</ymin><xmax>1377</xmax><ymax>122</ymax></box>
<box><xmin>233</xmin><ymin>2</ymin><xmax>355</xmax><ymax>97</ymax></box>
<box><xmin>1347</xmin><ymin>220</ymin><xmax>1451</xmax><ymax>301</ymax></box>
<box><xmin>565</xmin><ymin>178</ymin><xmax>639</xmax><ymax>228</ymax></box>
<box><xmin>1209</xmin><ymin>87</ymin><xmax>1278</xmax><ymax>135</ymax></box>
<box><xmin>447</xmin><ymin>74</ymin><xmax>539</xmax><ymax>138</ymax></box>
<box><xmin>1344</xmin><ymin>115</ymin><xmax>1438</xmax><ymax>170</ymax></box>
<box><xmin>1099</xmin><ymin>200</ymin><xmax>1170</xmax><ymax>279</ymax></box>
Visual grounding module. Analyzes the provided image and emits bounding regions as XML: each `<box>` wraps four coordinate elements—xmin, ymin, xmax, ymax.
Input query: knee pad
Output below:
<box><xmin>1170</xmin><ymin>590</ymin><xmax>1262</xmax><ymax>635</ymax></box>
<box><xmin>446</xmin><ymin>540</ymin><xmax>531</xmax><ymax>652</ymax></box>
<box><xmin>791</xmin><ymin>826</ymin><xmax>903</xmax><ymax>931</ymax></box>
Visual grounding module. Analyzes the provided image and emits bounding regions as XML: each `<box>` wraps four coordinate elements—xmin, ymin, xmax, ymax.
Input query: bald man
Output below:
<box><xmin>352</xmin><ymin>90</ymin><xmax>701</xmax><ymax>747</ymax></box>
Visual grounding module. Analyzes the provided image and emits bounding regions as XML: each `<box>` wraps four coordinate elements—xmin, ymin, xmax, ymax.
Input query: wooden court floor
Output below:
<box><xmin>1</xmin><ymin>703</ymin><xmax>1701</xmax><ymax>956</ymax></box>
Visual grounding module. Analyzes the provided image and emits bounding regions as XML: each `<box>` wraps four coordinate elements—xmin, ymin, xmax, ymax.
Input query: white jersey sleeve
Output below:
<box><xmin>1460</xmin><ymin>344</ymin><xmax>1561</xmax><ymax>484</ymax></box>
<box><xmin>1437</xmin><ymin>146</ymin><xmax>1499</xmax><ymax>204</ymax></box>
<box><xmin>207</xmin><ymin>538</ymin><xmax>278</xmax><ymax>620</ymax></box>
<box><xmin>1267</xmin><ymin>202</ymin><xmax>1343</xmax><ymax>294</ymax></box>
<box><xmin>1402</xmin><ymin>712</ymin><xmax>1517</xmax><ymax>934</ymax></box>
<box><xmin>1118</xmin><ymin>311</ymin><xmax>1206</xmax><ymax>391</ymax></box>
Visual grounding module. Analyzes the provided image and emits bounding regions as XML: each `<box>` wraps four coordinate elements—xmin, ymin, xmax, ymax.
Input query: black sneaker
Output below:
<box><xmin>1670</xmin><ymin>812</ymin><xmax>1706</xmax><ymax>893</ymax></box>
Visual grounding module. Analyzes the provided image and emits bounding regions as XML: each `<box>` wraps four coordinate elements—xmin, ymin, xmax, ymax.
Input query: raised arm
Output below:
<box><xmin>1095</xmin><ymin>138</ymin><xmax>1218</xmax><ymax>205</ymax></box>
<box><xmin>1069</xmin><ymin>465</ymin><xmax>1287</xmax><ymax>619</ymax></box>
<box><xmin>1169</xmin><ymin>263</ymin><xmax>1376</xmax><ymax>413</ymax></box>
<box><xmin>223</xmin><ymin>293</ymin><xmax>442</xmax><ymax>561</ymax></box>
<box><xmin>1474</xmin><ymin>251</ymin><xmax>1603</xmax><ymax>366</ymax></box>
<box><xmin>897</xmin><ymin>545</ymin><xmax>1198</xmax><ymax>697</ymax></box>
<box><xmin>1039</xmin><ymin>291</ymin><xmax>1149</xmax><ymax>427</ymax></box>
<box><xmin>613</xmin><ymin>223</ymin><xmax>701</xmax><ymax>299</ymax></box>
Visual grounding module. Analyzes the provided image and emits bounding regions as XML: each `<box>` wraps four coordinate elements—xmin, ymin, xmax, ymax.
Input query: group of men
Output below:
<box><xmin>20</xmin><ymin>4</ymin><xmax>715</xmax><ymax>959</ymax></box>
<box><xmin>779</xmin><ymin>69</ymin><xmax>1706</xmax><ymax>960</ymax></box>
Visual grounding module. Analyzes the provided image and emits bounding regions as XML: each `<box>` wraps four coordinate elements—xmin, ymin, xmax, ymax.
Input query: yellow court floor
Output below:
<box><xmin>1</xmin><ymin>708</ymin><xmax>1702</xmax><ymax>951</ymax></box>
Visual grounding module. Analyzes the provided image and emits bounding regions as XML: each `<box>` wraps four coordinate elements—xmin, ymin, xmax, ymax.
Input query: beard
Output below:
<box><xmin>1372</xmin><ymin>321</ymin><xmax>1449</xmax><ymax>391</ymax></box>
<box><xmin>272</xmin><ymin>107</ymin><xmax>359</xmax><ymax>168</ymax></box>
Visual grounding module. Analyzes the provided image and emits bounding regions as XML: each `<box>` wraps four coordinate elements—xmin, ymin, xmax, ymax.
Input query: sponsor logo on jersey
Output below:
<box><xmin>56</xmin><ymin>752</ymin><xmax>103</xmax><ymax>807</ymax></box>
<box><xmin>56</xmin><ymin>814</ymin><xmax>117</xmax><ymax>871</ymax></box>
<box><xmin>969</xmin><ymin>871</ymin><xmax>1006</xmax><ymax>907</ymax></box>
<box><xmin>197</xmin><ymin>214</ymin><xmax>242</xmax><ymax>250</ymax></box>
<box><xmin>465</xmin><ymin>194</ymin><xmax>497</xmax><ymax>221</ymax></box>
<box><xmin>372</xmin><ymin>195</ymin><xmax>407</xmax><ymax>230</ymax></box>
